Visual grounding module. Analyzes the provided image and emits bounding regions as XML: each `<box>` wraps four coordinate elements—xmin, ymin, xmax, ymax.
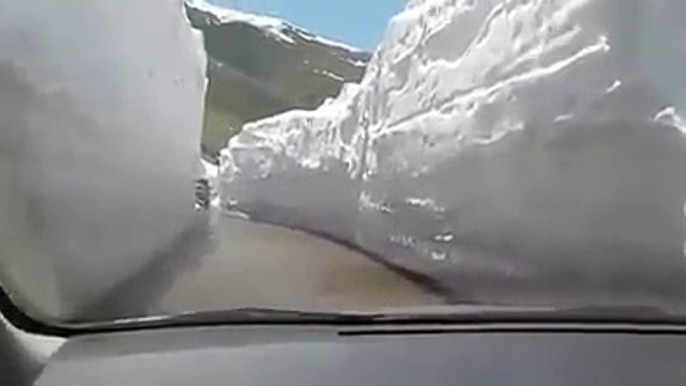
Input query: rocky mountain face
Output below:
<box><xmin>185</xmin><ymin>1</ymin><xmax>371</xmax><ymax>155</ymax></box>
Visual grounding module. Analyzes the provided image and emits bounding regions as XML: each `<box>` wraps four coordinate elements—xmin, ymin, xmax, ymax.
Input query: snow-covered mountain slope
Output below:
<box><xmin>0</xmin><ymin>0</ymin><xmax>206</xmax><ymax>320</ymax></box>
<box><xmin>221</xmin><ymin>0</ymin><xmax>686</xmax><ymax>306</ymax></box>
<box><xmin>187</xmin><ymin>0</ymin><xmax>303</xmax><ymax>44</ymax></box>
<box><xmin>185</xmin><ymin>0</ymin><xmax>371</xmax><ymax>155</ymax></box>
<box><xmin>187</xmin><ymin>0</ymin><xmax>365</xmax><ymax>52</ymax></box>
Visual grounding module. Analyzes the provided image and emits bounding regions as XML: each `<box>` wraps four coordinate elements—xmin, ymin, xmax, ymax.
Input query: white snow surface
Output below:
<box><xmin>0</xmin><ymin>0</ymin><xmax>206</xmax><ymax>320</ymax></box>
<box><xmin>220</xmin><ymin>83</ymin><xmax>364</xmax><ymax>238</ymax></box>
<box><xmin>297</xmin><ymin>31</ymin><xmax>366</xmax><ymax>53</ymax></box>
<box><xmin>222</xmin><ymin>0</ymin><xmax>686</xmax><ymax>305</ymax></box>
<box><xmin>186</xmin><ymin>0</ymin><xmax>297</xmax><ymax>43</ymax></box>
<box><xmin>186</xmin><ymin>0</ymin><xmax>363</xmax><ymax>51</ymax></box>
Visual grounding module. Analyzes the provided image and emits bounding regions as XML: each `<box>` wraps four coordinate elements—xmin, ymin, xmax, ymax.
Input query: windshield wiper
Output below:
<box><xmin>57</xmin><ymin>308</ymin><xmax>387</xmax><ymax>335</ymax></box>
<box><xmin>159</xmin><ymin>308</ymin><xmax>385</xmax><ymax>324</ymax></box>
<box><xmin>372</xmin><ymin>304</ymin><xmax>686</xmax><ymax>325</ymax></box>
<box><xmin>43</xmin><ymin>305</ymin><xmax>686</xmax><ymax>337</ymax></box>
<box><xmin>547</xmin><ymin>305</ymin><xmax>684</xmax><ymax>323</ymax></box>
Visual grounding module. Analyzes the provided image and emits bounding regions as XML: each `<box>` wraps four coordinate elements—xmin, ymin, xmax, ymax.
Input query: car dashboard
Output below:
<box><xmin>33</xmin><ymin>323</ymin><xmax>686</xmax><ymax>386</ymax></box>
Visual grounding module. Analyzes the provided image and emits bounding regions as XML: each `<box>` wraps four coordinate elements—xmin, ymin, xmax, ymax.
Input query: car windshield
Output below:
<box><xmin>2</xmin><ymin>0</ymin><xmax>686</xmax><ymax>327</ymax></box>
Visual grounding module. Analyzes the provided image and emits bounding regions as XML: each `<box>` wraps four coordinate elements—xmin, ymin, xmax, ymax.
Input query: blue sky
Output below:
<box><xmin>213</xmin><ymin>0</ymin><xmax>405</xmax><ymax>50</ymax></box>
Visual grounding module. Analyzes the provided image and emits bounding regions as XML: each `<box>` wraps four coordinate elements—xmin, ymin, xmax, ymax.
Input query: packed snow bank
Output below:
<box><xmin>220</xmin><ymin>84</ymin><xmax>365</xmax><ymax>238</ymax></box>
<box><xmin>0</xmin><ymin>0</ymin><xmax>206</xmax><ymax>320</ymax></box>
<box><xmin>221</xmin><ymin>0</ymin><xmax>686</xmax><ymax>305</ymax></box>
<box><xmin>358</xmin><ymin>0</ymin><xmax>686</xmax><ymax>302</ymax></box>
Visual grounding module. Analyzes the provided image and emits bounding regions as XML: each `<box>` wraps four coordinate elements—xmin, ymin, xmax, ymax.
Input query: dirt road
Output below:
<box><xmin>156</xmin><ymin>211</ymin><xmax>442</xmax><ymax>314</ymax></box>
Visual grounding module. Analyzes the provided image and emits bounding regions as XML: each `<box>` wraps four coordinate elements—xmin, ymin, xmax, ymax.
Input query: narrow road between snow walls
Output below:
<box><xmin>82</xmin><ymin>209</ymin><xmax>443</xmax><ymax>321</ymax></box>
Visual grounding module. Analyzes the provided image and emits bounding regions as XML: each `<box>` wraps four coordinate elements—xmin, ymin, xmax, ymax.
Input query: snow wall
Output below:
<box><xmin>0</xmin><ymin>0</ymin><xmax>207</xmax><ymax>321</ymax></box>
<box><xmin>221</xmin><ymin>0</ymin><xmax>686</xmax><ymax>306</ymax></box>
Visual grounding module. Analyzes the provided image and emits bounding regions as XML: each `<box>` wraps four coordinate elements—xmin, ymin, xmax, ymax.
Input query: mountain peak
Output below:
<box><xmin>185</xmin><ymin>0</ymin><xmax>364</xmax><ymax>53</ymax></box>
<box><xmin>184</xmin><ymin>0</ymin><xmax>371</xmax><ymax>155</ymax></box>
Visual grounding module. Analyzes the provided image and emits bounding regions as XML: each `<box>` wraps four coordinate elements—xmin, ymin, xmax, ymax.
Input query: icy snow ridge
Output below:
<box><xmin>0</xmin><ymin>0</ymin><xmax>206</xmax><ymax>320</ymax></box>
<box><xmin>222</xmin><ymin>0</ymin><xmax>686</xmax><ymax>305</ymax></box>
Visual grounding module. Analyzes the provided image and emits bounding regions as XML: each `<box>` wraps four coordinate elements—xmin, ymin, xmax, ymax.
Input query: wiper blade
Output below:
<box><xmin>550</xmin><ymin>305</ymin><xmax>683</xmax><ymax>322</ymax></box>
<box><xmin>61</xmin><ymin>308</ymin><xmax>387</xmax><ymax>334</ymax></box>
<box><xmin>167</xmin><ymin>308</ymin><xmax>385</xmax><ymax>323</ymax></box>
<box><xmin>56</xmin><ymin>305</ymin><xmax>686</xmax><ymax>337</ymax></box>
<box><xmin>371</xmin><ymin>305</ymin><xmax>686</xmax><ymax>324</ymax></box>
